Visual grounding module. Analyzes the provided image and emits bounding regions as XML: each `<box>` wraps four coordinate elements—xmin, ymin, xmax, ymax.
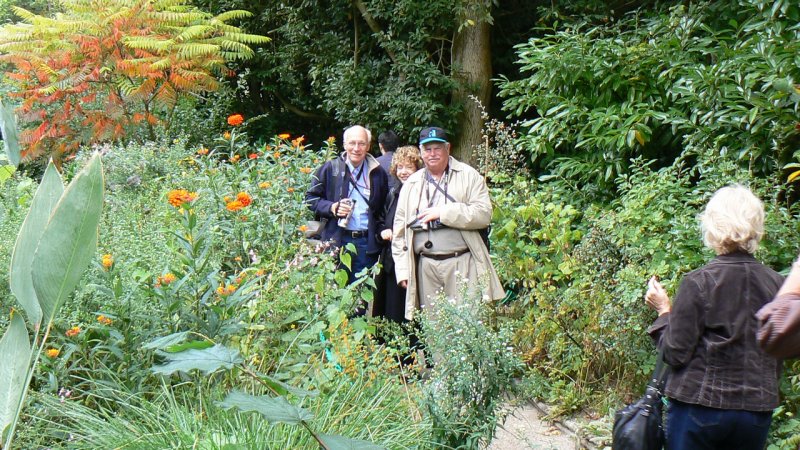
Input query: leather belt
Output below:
<box><xmin>344</xmin><ymin>229</ymin><xmax>368</xmax><ymax>239</ymax></box>
<box><xmin>419</xmin><ymin>250</ymin><xmax>469</xmax><ymax>261</ymax></box>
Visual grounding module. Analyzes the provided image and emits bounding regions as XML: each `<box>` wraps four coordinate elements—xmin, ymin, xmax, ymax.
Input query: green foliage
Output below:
<box><xmin>499</xmin><ymin>0</ymin><xmax>800</xmax><ymax>191</ymax></box>
<box><xmin>0</xmin><ymin>154</ymin><xmax>104</xmax><ymax>448</ymax></box>
<box><xmin>419</xmin><ymin>283</ymin><xmax>523</xmax><ymax>449</ymax></box>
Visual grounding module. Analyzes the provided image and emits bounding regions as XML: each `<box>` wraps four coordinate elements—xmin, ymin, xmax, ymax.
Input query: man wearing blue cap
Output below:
<box><xmin>391</xmin><ymin>126</ymin><xmax>504</xmax><ymax>319</ymax></box>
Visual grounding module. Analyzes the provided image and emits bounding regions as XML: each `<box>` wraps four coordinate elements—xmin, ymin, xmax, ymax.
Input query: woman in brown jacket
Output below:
<box><xmin>645</xmin><ymin>185</ymin><xmax>783</xmax><ymax>450</ymax></box>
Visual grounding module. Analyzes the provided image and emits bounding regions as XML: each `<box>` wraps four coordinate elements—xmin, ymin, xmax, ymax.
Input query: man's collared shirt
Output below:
<box><xmin>345</xmin><ymin>159</ymin><xmax>370</xmax><ymax>231</ymax></box>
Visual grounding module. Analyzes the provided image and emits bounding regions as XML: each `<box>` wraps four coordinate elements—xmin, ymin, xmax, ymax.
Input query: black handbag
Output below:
<box><xmin>612</xmin><ymin>350</ymin><xmax>670</xmax><ymax>450</ymax></box>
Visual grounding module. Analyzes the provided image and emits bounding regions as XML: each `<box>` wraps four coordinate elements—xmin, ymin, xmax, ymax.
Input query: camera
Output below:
<box><xmin>337</xmin><ymin>198</ymin><xmax>355</xmax><ymax>228</ymax></box>
<box><xmin>407</xmin><ymin>217</ymin><xmax>445</xmax><ymax>231</ymax></box>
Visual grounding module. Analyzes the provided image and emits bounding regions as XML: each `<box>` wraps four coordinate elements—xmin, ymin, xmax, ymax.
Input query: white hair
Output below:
<box><xmin>343</xmin><ymin>125</ymin><xmax>372</xmax><ymax>145</ymax></box>
<box><xmin>700</xmin><ymin>185</ymin><xmax>764</xmax><ymax>255</ymax></box>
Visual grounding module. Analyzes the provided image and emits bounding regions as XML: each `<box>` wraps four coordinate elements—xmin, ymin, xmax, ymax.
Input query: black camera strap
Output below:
<box><xmin>424</xmin><ymin>168</ymin><xmax>453</xmax><ymax>207</ymax></box>
<box><xmin>345</xmin><ymin>163</ymin><xmax>370</xmax><ymax>204</ymax></box>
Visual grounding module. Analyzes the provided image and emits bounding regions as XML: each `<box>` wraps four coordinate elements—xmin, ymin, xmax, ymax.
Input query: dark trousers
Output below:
<box><xmin>340</xmin><ymin>234</ymin><xmax>378</xmax><ymax>316</ymax></box>
<box><xmin>666</xmin><ymin>400</ymin><xmax>771</xmax><ymax>450</ymax></box>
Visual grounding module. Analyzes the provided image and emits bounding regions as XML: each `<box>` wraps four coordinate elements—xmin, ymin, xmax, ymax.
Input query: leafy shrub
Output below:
<box><xmin>419</xmin><ymin>283</ymin><xmax>523</xmax><ymax>449</ymax></box>
<box><xmin>498</xmin><ymin>1</ymin><xmax>800</xmax><ymax>191</ymax></box>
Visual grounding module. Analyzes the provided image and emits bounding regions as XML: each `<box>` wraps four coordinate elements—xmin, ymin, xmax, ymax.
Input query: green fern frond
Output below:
<box><xmin>174</xmin><ymin>24</ymin><xmax>212</xmax><ymax>42</ymax></box>
<box><xmin>212</xmin><ymin>10</ymin><xmax>253</xmax><ymax>22</ymax></box>
<box><xmin>175</xmin><ymin>43</ymin><xmax>218</xmax><ymax>59</ymax></box>
<box><xmin>123</xmin><ymin>37</ymin><xmax>175</xmax><ymax>53</ymax></box>
<box><xmin>219</xmin><ymin>32</ymin><xmax>271</xmax><ymax>45</ymax></box>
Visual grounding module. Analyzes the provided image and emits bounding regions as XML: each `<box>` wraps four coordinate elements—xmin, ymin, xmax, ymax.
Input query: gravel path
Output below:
<box><xmin>488</xmin><ymin>403</ymin><xmax>586</xmax><ymax>450</ymax></box>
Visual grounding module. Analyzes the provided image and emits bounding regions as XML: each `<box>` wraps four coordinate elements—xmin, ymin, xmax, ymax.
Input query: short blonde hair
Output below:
<box><xmin>700</xmin><ymin>185</ymin><xmax>764</xmax><ymax>255</ymax></box>
<box><xmin>389</xmin><ymin>145</ymin><xmax>423</xmax><ymax>178</ymax></box>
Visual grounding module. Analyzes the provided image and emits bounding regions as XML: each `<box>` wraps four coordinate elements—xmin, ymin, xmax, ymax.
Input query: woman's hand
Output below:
<box><xmin>645</xmin><ymin>276</ymin><xmax>671</xmax><ymax>316</ymax></box>
<box><xmin>380</xmin><ymin>229</ymin><xmax>393</xmax><ymax>241</ymax></box>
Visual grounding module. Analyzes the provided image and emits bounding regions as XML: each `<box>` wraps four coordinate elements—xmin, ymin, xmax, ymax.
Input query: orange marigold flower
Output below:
<box><xmin>256</xmin><ymin>269</ymin><xmax>266</xmax><ymax>277</ymax></box>
<box><xmin>234</xmin><ymin>256</ymin><xmax>242</xmax><ymax>262</ymax></box>
<box><xmin>217</xmin><ymin>284</ymin><xmax>237</xmax><ymax>296</ymax></box>
<box><xmin>236</xmin><ymin>192</ymin><xmax>252</xmax><ymax>206</ymax></box>
<box><xmin>223</xmin><ymin>131</ymin><xmax>231</xmax><ymax>140</ymax></box>
<box><xmin>278</xmin><ymin>133</ymin><xmax>291</xmax><ymax>140</ymax></box>
<box><xmin>230</xmin><ymin>154</ymin><xmax>240</xmax><ymax>163</ymax></box>
<box><xmin>287</xmin><ymin>187</ymin><xmax>295</xmax><ymax>193</ymax></box>
<box><xmin>197</xmin><ymin>147</ymin><xmax>209</xmax><ymax>155</ymax></box>
<box><xmin>248</xmin><ymin>153</ymin><xmax>259</xmax><ymax>159</ymax></box>
<box><xmin>101</xmin><ymin>254</ymin><xmax>113</xmax><ymax>270</ymax></box>
<box><xmin>226</xmin><ymin>200</ymin><xmax>244</xmax><ymax>212</ymax></box>
<box><xmin>46</xmin><ymin>348</ymin><xmax>60</xmax><ymax>358</ymax></box>
<box><xmin>259</xmin><ymin>181</ymin><xmax>271</xmax><ymax>189</ymax></box>
<box><xmin>156</xmin><ymin>273</ymin><xmax>177</xmax><ymax>287</ymax></box>
<box><xmin>291</xmin><ymin>136</ymin><xmax>305</xmax><ymax>148</ymax></box>
<box><xmin>168</xmin><ymin>189</ymin><xmax>198</xmax><ymax>208</ymax></box>
<box><xmin>299</xmin><ymin>167</ymin><xmax>312</xmax><ymax>174</ymax></box>
<box><xmin>97</xmin><ymin>315</ymin><xmax>113</xmax><ymax>326</ymax></box>
<box><xmin>227</xmin><ymin>114</ymin><xmax>244</xmax><ymax>126</ymax></box>
<box><xmin>224</xmin><ymin>196</ymin><xmax>231</xmax><ymax>202</ymax></box>
<box><xmin>273</xmin><ymin>151</ymin><xmax>281</xmax><ymax>159</ymax></box>
<box><xmin>65</xmin><ymin>326</ymin><xmax>81</xmax><ymax>338</ymax></box>
<box><xmin>299</xmin><ymin>224</ymin><xmax>308</xmax><ymax>233</ymax></box>
<box><xmin>326</xmin><ymin>136</ymin><xmax>336</xmax><ymax>144</ymax></box>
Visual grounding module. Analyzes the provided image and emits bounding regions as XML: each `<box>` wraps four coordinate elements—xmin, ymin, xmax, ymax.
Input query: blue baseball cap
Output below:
<box><xmin>419</xmin><ymin>127</ymin><xmax>449</xmax><ymax>145</ymax></box>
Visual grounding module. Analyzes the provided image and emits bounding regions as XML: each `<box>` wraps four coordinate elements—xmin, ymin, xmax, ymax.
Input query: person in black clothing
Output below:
<box><xmin>376</xmin><ymin>130</ymin><xmax>400</xmax><ymax>190</ymax></box>
<box><xmin>305</xmin><ymin>125</ymin><xmax>389</xmax><ymax>300</ymax></box>
<box><xmin>373</xmin><ymin>145</ymin><xmax>423</xmax><ymax>321</ymax></box>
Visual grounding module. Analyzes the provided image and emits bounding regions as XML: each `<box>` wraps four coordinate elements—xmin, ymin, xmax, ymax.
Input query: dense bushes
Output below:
<box><xmin>498</xmin><ymin>1</ymin><xmax>800</xmax><ymax>191</ymax></box>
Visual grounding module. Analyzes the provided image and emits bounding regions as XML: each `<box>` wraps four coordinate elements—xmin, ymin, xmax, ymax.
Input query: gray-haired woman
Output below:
<box><xmin>644</xmin><ymin>185</ymin><xmax>783</xmax><ymax>450</ymax></box>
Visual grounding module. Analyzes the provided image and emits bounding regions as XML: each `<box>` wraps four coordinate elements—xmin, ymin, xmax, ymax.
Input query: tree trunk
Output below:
<box><xmin>451</xmin><ymin>16</ymin><xmax>492</xmax><ymax>165</ymax></box>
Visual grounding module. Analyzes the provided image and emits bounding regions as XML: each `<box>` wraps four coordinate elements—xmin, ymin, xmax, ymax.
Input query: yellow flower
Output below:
<box><xmin>197</xmin><ymin>147</ymin><xmax>209</xmax><ymax>156</ymax></box>
<box><xmin>273</xmin><ymin>151</ymin><xmax>281</xmax><ymax>159</ymax></box>
<box><xmin>46</xmin><ymin>348</ymin><xmax>60</xmax><ymax>358</ymax></box>
<box><xmin>299</xmin><ymin>224</ymin><xmax>308</xmax><ymax>233</ymax></box>
<box><xmin>97</xmin><ymin>315</ymin><xmax>113</xmax><ymax>326</ymax></box>
<box><xmin>226</xmin><ymin>200</ymin><xmax>244</xmax><ymax>211</ymax></box>
<box><xmin>291</xmin><ymin>136</ymin><xmax>306</xmax><ymax>148</ymax></box>
<box><xmin>326</xmin><ymin>136</ymin><xmax>336</xmax><ymax>144</ymax></box>
<box><xmin>278</xmin><ymin>133</ymin><xmax>291</xmax><ymax>140</ymax></box>
<box><xmin>230</xmin><ymin>154</ymin><xmax>240</xmax><ymax>163</ymax></box>
<box><xmin>299</xmin><ymin>167</ymin><xmax>312</xmax><ymax>174</ymax></box>
<box><xmin>287</xmin><ymin>187</ymin><xmax>295</xmax><ymax>193</ymax></box>
<box><xmin>223</xmin><ymin>131</ymin><xmax>231</xmax><ymax>140</ymax></box>
<box><xmin>259</xmin><ymin>181</ymin><xmax>271</xmax><ymax>189</ymax></box>
<box><xmin>101</xmin><ymin>254</ymin><xmax>113</xmax><ymax>270</ymax></box>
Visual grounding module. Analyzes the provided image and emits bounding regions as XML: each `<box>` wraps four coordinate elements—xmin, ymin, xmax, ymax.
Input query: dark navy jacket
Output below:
<box><xmin>305</xmin><ymin>153</ymin><xmax>388</xmax><ymax>255</ymax></box>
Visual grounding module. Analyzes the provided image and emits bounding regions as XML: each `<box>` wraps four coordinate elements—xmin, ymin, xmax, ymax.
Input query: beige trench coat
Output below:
<box><xmin>391</xmin><ymin>156</ymin><xmax>504</xmax><ymax>320</ymax></box>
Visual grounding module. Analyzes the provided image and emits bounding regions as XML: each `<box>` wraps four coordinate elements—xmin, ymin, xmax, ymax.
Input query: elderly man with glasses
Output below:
<box><xmin>391</xmin><ymin>126</ymin><xmax>504</xmax><ymax>320</ymax></box>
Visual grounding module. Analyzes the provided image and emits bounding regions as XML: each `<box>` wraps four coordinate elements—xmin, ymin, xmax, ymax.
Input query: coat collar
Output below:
<box><xmin>339</xmin><ymin>152</ymin><xmax>381</xmax><ymax>172</ymax></box>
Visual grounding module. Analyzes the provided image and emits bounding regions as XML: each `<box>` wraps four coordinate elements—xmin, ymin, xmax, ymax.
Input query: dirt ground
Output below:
<box><xmin>488</xmin><ymin>404</ymin><xmax>583</xmax><ymax>450</ymax></box>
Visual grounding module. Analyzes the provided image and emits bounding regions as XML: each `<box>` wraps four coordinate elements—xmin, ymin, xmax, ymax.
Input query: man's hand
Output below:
<box><xmin>399</xmin><ymin>280</ymin><xmax>408</xmax><ymax>288</ymax></box>
<box><xmin>380</xmin><ymin>229</ymin><xmax>393</xmax><ymax>241</ymax></box>
<box><xmin>331</xmin><ymin>201</ymin><xmax>353</xmax><ymax>218</ymax></box>
<box><xmin>417</xmin><ymin>207</ymin><xmax>443</xmax><ymax>224</ymax></box>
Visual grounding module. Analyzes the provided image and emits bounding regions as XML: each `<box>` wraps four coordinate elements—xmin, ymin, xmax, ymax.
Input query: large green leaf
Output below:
<box><xmin>32</xmin><ymin>154</ymin><xmax>103</xmax><ymax>326</ymax></box>
<box><xmin>217</xmin><ymin>390</ymin><xmax>314</xmax><ymax>425</ymax></box>
<box><xmin>9</xmin><ymin>162</ymin><xmax>64</xmax><ymax>326</ymax></box>
<box><xmin>318</xmin><ymin>433</ymin><xmax>386</xmax><ymax>450</ymax></box>
<box><xmin>0</xmin><ymin>314</ymin><xmax>31</xmax><ymax>439</ymax></box>
<box><xmin>151</xmin><ymin>344</ymin><xmax>243</xmax><ymax>375</ymax></box>
<box><xmin>0</xmin><ymin>99</ymin><xmax>20</xmax><ymax>167</ymax></box>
